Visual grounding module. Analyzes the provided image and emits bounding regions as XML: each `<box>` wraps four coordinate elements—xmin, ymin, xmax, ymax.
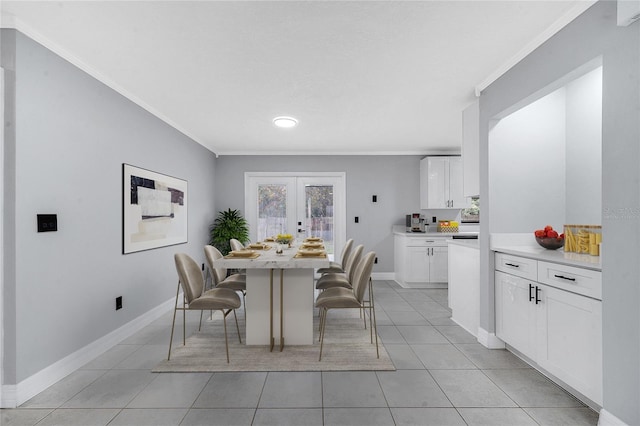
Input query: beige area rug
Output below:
<box><xmin>153</xmin><ymin>310</ymin><xmax>395</xmax><ymax>372</ymax></box>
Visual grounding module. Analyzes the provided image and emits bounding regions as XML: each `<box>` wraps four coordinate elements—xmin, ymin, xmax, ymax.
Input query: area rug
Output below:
<box><xmin>153</xmin><ymin>310</ymin><xmax>395</xmax><ymax>372</ymax></box>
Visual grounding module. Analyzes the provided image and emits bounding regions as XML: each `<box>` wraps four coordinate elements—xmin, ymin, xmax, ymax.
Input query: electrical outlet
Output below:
<box><xmin>372</xmin><ymin>195</ymin><xmax>377</xmax><ymax>203</ymax></box>
<box><xmin>115</xmin><ymin>296</ymin><xmax>123</xmax><ymax>310</ymax></box>
<box><xmin>374</xmin><ymin>257</ymin><xmax>378</xmax><ymax>264</ymax></box>
<box><xmin>355</xmin><ymin>216</ymin><xmax>359</xmax><ymax>223</ymax></box>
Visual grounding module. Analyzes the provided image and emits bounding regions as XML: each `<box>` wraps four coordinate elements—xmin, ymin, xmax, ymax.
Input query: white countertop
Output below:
<box><xmin>490</xmin><ymin>233</ymin><xmax>601</xmax><ymax>271</ymax></box>
<box><xmin>392</xmin><ymin>225</ymin><xmax>479</xmax><ymax>238</ymax></box>
<box><xmin>213</xmin><ymin>246</ymin><xmax>330</xmax><ymax>269</ymax></box>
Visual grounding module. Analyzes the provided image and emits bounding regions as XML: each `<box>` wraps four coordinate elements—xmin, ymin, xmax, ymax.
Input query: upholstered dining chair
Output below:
<box><xmin>315</xmin><ymin>251</ymin><xmax>378</xmax><ymax>361</ymax></box>
<box><xmin>317</xmin><ymin>238</ymin><xmax>354</xmax><ymax>275</ymax></box>
<box><xmin>204</xmin><ymin>245</ymin><xmax>246</xmax><ymax>310</ymax></box>
<box><xmin>315</xmin><ymin>244</ymin><xmax>363</xmax><ymax>290</ymax></box>
<box><xmin>169</xmin><ymin>253</ymin><xmax>242</xmax><ymax>363</ymax></box>
<box><xmin>230</xmin><ymin>238</ymin><xmax>245</xmax><ymax>252</ymax></box>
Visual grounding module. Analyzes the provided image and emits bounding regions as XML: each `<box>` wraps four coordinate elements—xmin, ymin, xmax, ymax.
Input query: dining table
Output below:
<box><xmin>212</xmin><ymin>242</ymin><xmax>330</xmax><ymax>351</ymax></box>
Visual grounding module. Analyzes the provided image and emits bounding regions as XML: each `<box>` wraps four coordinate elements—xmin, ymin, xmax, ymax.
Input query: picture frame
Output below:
<box><xmin>122</xmin><ymin>163</ymin><xmax>188</xmax><ymax>254</ymax></box>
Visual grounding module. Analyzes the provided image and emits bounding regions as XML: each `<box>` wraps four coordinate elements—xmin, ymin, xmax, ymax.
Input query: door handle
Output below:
<box><xmin>297</xmin><ymin>229</ymin><xmax>305</xmax><ymax>233</ymax></box>
<box><xmin>529</xmin><ymin>284</ymin><xmax>534</xmax><ymax>302</ymax></box>
<box><xmin>535</xmin><ymin>286</ymin><xmax>541</xmax><ymax>304</ymax></box>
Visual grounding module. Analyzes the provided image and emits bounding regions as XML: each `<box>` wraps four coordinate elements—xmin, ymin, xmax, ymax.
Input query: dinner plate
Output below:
<box><xmin>296</xmin><ymin>248</ymin><xmax>327</xmax><ymax>257</ymax></box>
<box><xmin>302</xmin><ymin>242</ymin><xmax>324</xmax><ymax>249</ymax></box>
<box><xmin>248</xmin><ymin>243</ymin><xmax>268</xmax><ymax>249</ymax></box>
<box><xmin>304</xmin><ymin>237</ymin><xmax>323</xmax><ymax>242</ymax></box>
<box><xmin>229</xmin><ymin>250</ymin><xmax>257</xmax><ymax>257</ymax></box>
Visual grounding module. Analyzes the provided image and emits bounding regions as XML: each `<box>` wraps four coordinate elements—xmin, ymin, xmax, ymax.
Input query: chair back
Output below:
<box><xmin>351</xmin><ymin>251</ymin><xmax>376</xmax><ymax>303</ymax></box>
<box><xmin>230</xmin><ymin>239</ymin><xmax>245</xmax><ymax>251</ymax></box>
<box><xmin>204</xmin><ymin>245</ymin><xmax>227</xmax><ymax>286</ymax></box>
<box><xmin>174</xmin><ymin>253</ymin><xmax>205</xmax><ymax>304</ymax></box>
<box><xmin>345</xmin><ymin>244</ymin><xmax>364</xmax><ymax>282</ymax></box>
<box><xmin>340</xmin><ymin>239</ymin><xmax>354</xmax><ymax>269</ymax></box>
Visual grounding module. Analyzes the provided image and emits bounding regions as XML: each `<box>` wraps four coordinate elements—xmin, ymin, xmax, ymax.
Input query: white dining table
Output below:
<box><xmin>212</xmin><ymin>245</ymin><xmax>330</xmax><ymax>350</ymax></box>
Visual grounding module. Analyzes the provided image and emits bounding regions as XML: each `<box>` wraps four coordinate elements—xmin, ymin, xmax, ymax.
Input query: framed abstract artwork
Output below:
<box><xmin>122</xmin><ymin>164</ymin><xmax>188</xmax><ymax>254</ymax></box>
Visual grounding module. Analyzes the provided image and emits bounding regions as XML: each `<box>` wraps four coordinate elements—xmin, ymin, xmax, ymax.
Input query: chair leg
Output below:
<box><xmin>369</xmin><ymin>278</ymin><xmax>379</xmax><ymax>358</ymax></box>
<box><xmin>233</xmin><ymin>309</ymin><xmax>242</xmax><ymax>343</ymax></box>
<box><xmin>318</xmin><ymin>307</ymin><xmax>328</xmax><ymax>361</ymax></box>
<box><xmin>181</xmin><ymin>293</ymin><xmax>187</xmax><ymax>346</ymax></box>
<box><xmin>318</xmin><ymin>307</ymin><xmax>326</xmax><ymax>341</ymax></box>
<box><xmin>223</xmin><ymin>310</ymin><xmax>230</xmax><ymax>363</ymax></box>
<box><xmin>198</xmin><ymin>310</ymin><xmax>204</xmax><ymax>331</ymax></box>
<box><xmin>167</xmin><ymin>281</ymin><xmax>180</xmax><ymax>360</ymax></box>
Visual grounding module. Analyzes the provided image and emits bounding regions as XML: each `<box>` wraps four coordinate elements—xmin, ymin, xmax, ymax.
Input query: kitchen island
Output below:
<box><xmin>447</xmin><ymin>239</ymin><xmax>480</xmax><ymax>337</ymax></box>
<box><xmin>213</xmin><ymin>247</ymin><xmax>329</xmax><ymax>348</ymax></box>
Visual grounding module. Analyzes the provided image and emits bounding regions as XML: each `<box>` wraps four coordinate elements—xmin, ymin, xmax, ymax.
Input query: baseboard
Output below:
<box><xmin>598</xmin><ymin>409</ymin><xmax>628</xmax><ymax>426</ymax></box>
<box><xmin>477</xmin><ymin>327</ymin><xmax>505</xmax><ymax>349</ymax></box>
<box><xmin>372</xmin><ymin>272</ymin><xmax>395</xmax><ymax>280</ymax></box>
<box><xmin>5</xmin><ymin>296</ymin><xmax>176</xmax><ymax>408</ymax></box>
<box><xmin>0</xmin><ymin>385</ymin><xmax>17</xmax><ymax>408</ymax></box>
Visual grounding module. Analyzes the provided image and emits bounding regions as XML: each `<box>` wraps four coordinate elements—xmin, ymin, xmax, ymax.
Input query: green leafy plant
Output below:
<box><xmin>209</xmin><ymin>209</ymin><xmax>250</xmax><ymax>255</ymax></box>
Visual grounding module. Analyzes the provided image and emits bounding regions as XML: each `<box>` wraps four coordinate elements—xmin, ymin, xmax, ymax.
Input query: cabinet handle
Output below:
<box><xmin>450</xmin><ymin>200</ymin><xmax>453</xmax><ymax>208</ymax></box>
<box><xmin>554</xmin><ymin>274</ymin><xmax>576</xmax><ymax>282</ymax></box>
<box><xmin>535</xmin><ymin>286</ymin><xmax>541</xmax><ymax>304</ymax></box>
<box><xmin>529</xmin><ymin>284</ymin><xmax>534</xmax><ymax>302</ymax></box>
<box><xmin>505</xmin><ymin>263</ymin><xmax>520</xmax><ymax>268</ymax></box>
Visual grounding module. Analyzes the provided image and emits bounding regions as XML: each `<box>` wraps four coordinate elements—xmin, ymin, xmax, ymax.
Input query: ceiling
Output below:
<box><xmin>1</xmin><ymin>1</ymin><xmax>593</xmax><ymax>155</ymax></box>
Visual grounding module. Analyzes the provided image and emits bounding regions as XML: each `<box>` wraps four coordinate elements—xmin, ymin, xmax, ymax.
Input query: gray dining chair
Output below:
<box><xmin>315</xmin><ymin>251</ymin><xmax>378</xmax><ymax>361</ymax></box>
<box><xmin>315</xmin><ymin>244</ymin><xmax>363</xmax><ymax>290</ymax></box>
<box><xmin>317</xmin><ymin>238</ymin><xmax>353</xmax><ymax>275</ymax></box>
<box><xmin>204</xmin><ymin>245</ymin><xmax>246</xmax><ymax>311</ymax></box>
<box><xmin>169</xmin><ymin>253</ymin><xmax>242</xmax><ymax>363</ymax></box>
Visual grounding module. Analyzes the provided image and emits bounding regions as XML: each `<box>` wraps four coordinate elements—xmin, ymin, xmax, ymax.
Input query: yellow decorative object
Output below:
<box><xmin>564</xmin><ymin>225</ymin><xmax>601</xmax><ymax>255</ymax></box>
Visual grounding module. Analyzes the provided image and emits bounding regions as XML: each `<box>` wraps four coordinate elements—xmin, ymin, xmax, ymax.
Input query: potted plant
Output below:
<box><xmin>209</xmin><ymin>209</ymin><xmax>250</xmax><ymax>255</ymax></box>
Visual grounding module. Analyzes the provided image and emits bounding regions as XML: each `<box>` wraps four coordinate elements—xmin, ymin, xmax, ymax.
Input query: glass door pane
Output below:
<box><xmin>301</xmin><ymin>184</ymin><xmax>335</xmax><ymax>256</ymax></box>
<box><xmin>257</xmin><ymin>184</ymin><xmax>288</xmax><ymax>241</ymax></box>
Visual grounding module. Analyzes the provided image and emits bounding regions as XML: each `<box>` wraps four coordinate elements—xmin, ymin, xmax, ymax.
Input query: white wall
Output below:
<box><xmin>2</xmin><ymin>30</ymin><xmax>218</xmax><ymax>384</ymax></box>
<box><xmin>489</xmin><ymin>89</ymin><xmax>567</xmax><ymax>233</ymax></box>
<box><xmin>565</xmin><ymin>66</ymin><xmax>602</xmax><ymax>225</ymax></box>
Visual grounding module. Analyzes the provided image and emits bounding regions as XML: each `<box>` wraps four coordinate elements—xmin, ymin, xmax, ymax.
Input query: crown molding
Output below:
<box><xmin>474</xmin><ymin>1</ymin><xmax>597</xmax><ymax>97</ymax></box>
<box><xmin>1</xmin><ymin>17</ymin><xmax>216</xmax><ymax>153</ymax></box>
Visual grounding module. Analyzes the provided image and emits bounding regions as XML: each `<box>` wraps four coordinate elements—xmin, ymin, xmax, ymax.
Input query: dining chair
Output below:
<box><xmin>315</xmin><ymin>244</ymin><xmax>363</xmax><ymax>290</ymax></box>
<box><xmin>315</xmin><ymin>251</ymin><xmax>378</xmax><ymax>361</ymax></box>
<box><xmin>204</xmin><ymin>245</ymin><xmax>246</xmax><ymax>310</ymax></box>
<box><xmin>317</xmin><ymin>238</ymin><xmax>353</xmax><ymax>275</ymax></box>
<box><xmin>168</xmin><ymin>253</ymin><xmax>242</xmax><ymax>363</ymax></box>
<box><xmin>230</xmin><ymin>238</ymin><xmax>245</xmax><ymax>251</ymax></box>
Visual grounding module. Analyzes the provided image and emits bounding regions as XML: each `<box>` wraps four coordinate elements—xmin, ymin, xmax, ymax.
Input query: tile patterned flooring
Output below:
<box><xmin>1</xmin><ymin>281</ymin><xmax>600</xmax><ymax>425</ymax></box>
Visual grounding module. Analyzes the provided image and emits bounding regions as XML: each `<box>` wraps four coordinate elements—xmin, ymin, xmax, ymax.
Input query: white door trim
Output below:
<box><xmin>1</xmin><ymin>66</ymin><xmax>5</xmax><ymax>406</ymax></box>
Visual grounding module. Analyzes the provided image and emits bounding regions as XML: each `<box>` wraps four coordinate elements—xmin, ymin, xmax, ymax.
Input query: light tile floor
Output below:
<box><xmin>1</xmin><ymin>281</ymin><xmax>599</xmax><ymax>426</ymax></box>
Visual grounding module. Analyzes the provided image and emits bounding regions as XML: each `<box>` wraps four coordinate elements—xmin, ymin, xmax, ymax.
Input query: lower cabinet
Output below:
<box><xmin>494</xmin><ymin>254</ymin><xmax>602</xmax><ymax>406</ymax></box>
<box><xmin>395</xmin><ymin>235</ymin><xmax>448</xmax><ymax>286</ymax></box>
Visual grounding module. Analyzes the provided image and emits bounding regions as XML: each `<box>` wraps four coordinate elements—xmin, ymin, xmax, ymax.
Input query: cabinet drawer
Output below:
<box><xmin>495</xmin><ymin>253</ymin><xmax>537</xmax><ymax>281</ymax></box>
<box><xmin>537</xmin><ymin>261</ymin><xmax>602</xmax><ymax>300</ymax></box>
<box><xmin>405</xmin><ymin>237</ymin><xmax>448</xmax><ymax>247</ymax></box>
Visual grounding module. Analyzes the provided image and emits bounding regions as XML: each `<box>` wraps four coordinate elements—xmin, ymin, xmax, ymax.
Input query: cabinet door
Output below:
<box><xmin>448</xmin><ymin>157</ymin><xmax>466</xmax><ymax>208</ymax></box>
<box><xmin>536</xmin><ymin>284</ymin><xmax>602</xmax><ymax>405</ymax></box>
<box><xmin>426</xmin><ymin>157</ymin><xmax>448</xmax><ymax>208</ymax></box>
<box><xmin>495</xmin><ymin>271</ymin><xmax>537</xmax><ymax>360</ymax></box>
<box><xmin>429</xmin><ymin>246</ymin><xmax>449</xmax><ymax>283</ymax></box>
<box><xmin>405</xmin><ymin>247</ymin><xmax>429</xmax><ymax>282</ymax></box>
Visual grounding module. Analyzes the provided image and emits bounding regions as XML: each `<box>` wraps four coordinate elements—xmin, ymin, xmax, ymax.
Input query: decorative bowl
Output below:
<box><xmin>535</xmin><ymin>236</ymin><xmax>565</xmax><ymax>250</ymax></box>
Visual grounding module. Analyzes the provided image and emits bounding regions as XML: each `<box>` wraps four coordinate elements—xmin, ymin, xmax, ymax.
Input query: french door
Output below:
<box><xmin>245</xmin><ymin>172</ymin><xmax>346</xmax><ymax>260</ymax></box>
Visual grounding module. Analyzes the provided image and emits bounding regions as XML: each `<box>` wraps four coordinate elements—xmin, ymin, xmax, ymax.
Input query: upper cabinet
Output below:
<box><xmin>462</xmin><ymin>100</ymin><xmax>480</xmax><ymax>197</ymax></box>
<box><xmin>420</xmin><ymin>156</ymin><xmax>465</xmax><ymax>209</ymax></box>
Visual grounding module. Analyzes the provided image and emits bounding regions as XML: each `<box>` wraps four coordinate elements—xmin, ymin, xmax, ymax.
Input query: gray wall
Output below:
<box><xmin>479</xmin><ymin>2</ymin><xmax>639</xmax><ymax>423</ymax></box>
<box><xmin>2</xmin><ymin>30</ymin><xmax>217</xmax><ymax>383</ymax></box>
<box><xmin>214</xmin><ymin>155</ymin><xmax>422</xmax><ymax>273</ymax></box>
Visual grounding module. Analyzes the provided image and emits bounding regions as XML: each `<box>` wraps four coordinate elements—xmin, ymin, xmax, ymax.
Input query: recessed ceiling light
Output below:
<box><xmin>273</xmin><ymin>116</ymin><xmax>298</xmax><ymax>128</ymax></box>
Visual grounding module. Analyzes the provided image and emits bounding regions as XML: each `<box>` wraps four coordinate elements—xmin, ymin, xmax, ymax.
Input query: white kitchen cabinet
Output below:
<box><xmin>495</xmin><ymin>271</ymin><xmax>537</xmax><ymax>359</ymax></box>
<box><xmin>419</xmin><ymin>156</ymin><xmax>465</xmax><ymax>209</ymax></box>
<box><xmin>394</xmin><ymin>234</ymin><xmax>448</xmax><ymax>287</ymax></box>
<box><xmin>536</xmin><ymin>283</ymin><xmax>602</xmax><ymax>404</ymax></box>
<box><xmin>494</xmin><ymin>252</ymin><xmax>602</xmax><ymax>405</ymax></box>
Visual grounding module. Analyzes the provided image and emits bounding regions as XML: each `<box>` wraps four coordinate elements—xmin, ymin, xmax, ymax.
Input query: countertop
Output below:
<box><xmin>490</xmin><ymin>233</ymin><xmax>601</xmax><ymax>271</ymax></box>
<box><xmin>392</xmin><ymin>225</ymin><xmax>479</xmax><ymax>238</ymax></box>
